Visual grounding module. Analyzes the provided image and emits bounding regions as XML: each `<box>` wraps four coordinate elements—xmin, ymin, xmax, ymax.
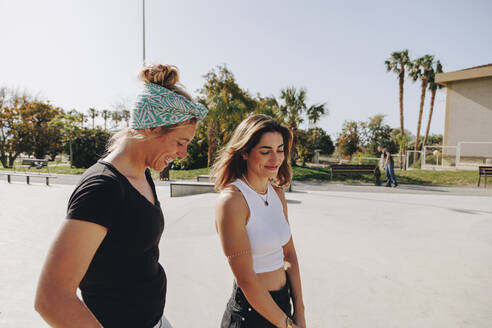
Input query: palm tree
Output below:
<box><xmin>278</xmin><ymin>87</ymin><xmax>327</xmax><ymax>165</ymax></box>
<box><xmin>88</xmin><ymin>108</ymin><xmax>99</xmax><ymax>129</ymax></box>
<box><xmin>101</xmin><ymin>109</ymin><xmax>110</xmax><ymax>130</ymax></box>
<box><xmin>111</xmin><ymin>110</ymin><xmax>123</xmax><ymax>129</ymax></box>
<box><xmin>409</xmin><ymin>55</ymin><xmax>434</xmax><ymax>162</ymax></box>
<box><xmin>199</xmin><ymin>65</ymin><xmax>255</xmax><ymax>167</ymax></box>
<box><xmin>121</xmin><ymin>110</ymin><xmax>130</xmax><ymax>127</ymax></box>
<box><xmin>422</xmin><ymin>60</ymin><xmax>443</xmax><ymax>148</ymax></box>
<box><xmin>385</xmin><ymin>50</ymin><xmax>411</xmax><ymax>139</ymax></box>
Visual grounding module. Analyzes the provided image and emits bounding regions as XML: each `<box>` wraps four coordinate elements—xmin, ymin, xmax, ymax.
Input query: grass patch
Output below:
<box><xmin>293</xmin><ymin>166</ymin><xmax>479</xmax><ymax>186</ymax></box>
<box><xmin>0</xmin><ymin>164</ymin><xmax>87</xmax><ymax>175</ymax></box>
<box><xmin>395</xmin><ymin>169</ymin><xmax>477</xmax><ymax>186</ymax></box>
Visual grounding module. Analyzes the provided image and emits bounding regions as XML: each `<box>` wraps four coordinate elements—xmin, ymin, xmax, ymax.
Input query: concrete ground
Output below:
<box><xmin>1</xmin><ymin>179</ymin><xmax>491</xmax><ymax>328</ymax></box>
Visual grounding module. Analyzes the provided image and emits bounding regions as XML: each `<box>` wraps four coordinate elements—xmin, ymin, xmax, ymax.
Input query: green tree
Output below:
<box><xmin>359</xmin><ymin>114</ymin><xmax>397</xmax><ymax>155</ymax></box>
<box><xmin>0</xmin><ymin>87</ymin><xmax>33</xmax><ymax>167</ymax></box>
<box><xmin>296</xmin><ymin>127</ymin><xmax>334</xmax><ymax>165</ymax></box>
<box><xmin>336</xmin><ymin>121</ymin><xmax>360</xmax><ymax>158</ymax></box>
<box><xmin>199</xmin><ymin>64</ymin><xmax>256</xmax><ymax>167</ymax></box>
<box><xmin>394</xmin><ymin>132</ymin><xmax>409</xmax><ymax>169</ymax></box>
<box><xmin>426</xmin><ymin>134</ymin><xmax>442</xmax><ymax>146</ymax></box>
<box><xmin>101</xmin><ymin>109</ymin><xmax>110</xmax><ymax>130</ymax></box>
<box><xmin>172</xmin><ymin>122</ymin><xmax>208</xmax><ymax>170</ymax></box>
<box><xmin>111</xmin><ymin>110</ymin><xmax>123</xmax><ymax>129</ymax></box>
<box><xmin>0</xmin><ymin>88</ymin><xmax>64</xmax><ymax>165</ymax></box>
<box><xmin>385</xmin><ymin>50</ymin><xmax>411</xmax><ymax>139</ymax></box>
<box><xmin>408</xmin><ymin>134</ymin><xmax>442</xmax><ymax>149</ymax></box>
<box><xmin>309</xmin><ymin>127</ymin><xmax>334</xmax><ymax>155</ymax></box>
<box><xmin>70</xmin><ymin>128</ymin><xmax>111</xmax><ymax>168</ymax></box>
<box><xmin>253</xmin><ymin>95</ymin><xmax>281</xmax><ymax>119</ymax></box>
<box><xmin>88</xmin><ymin>107</ymin><xmax>99</xmax><ymax>129</ymax></box>
<box><xmin>277</xmin><ymin>86</ymin><xmax>327</xmax><ymax>165</ymax></box>
<box><xmin>409</xmin><ymin>54</ymin><xmax>434</xmax><ymax>161</ymax></box>
<box><xmin>111</xmin><ymin>98</ymin><xmax>132</xmax><ymax>128</ymax></box>
<box><xmin>49</xmin><ymin>110</ymin><xmax>83</xmax><ymax>165</ymax></box>
<box><xmin>17</xmin><ymin>102</ymin><xmax>63</xmax><ymax>159</ymax></box>
<box><xmin>423</xmin><ymin>60</ymin><xmax>443</xmax><ymax>148</ymax></box>
<box><xmin>121</xmin><ymin>110</ymin><xmax>130</xmax><ymax>127</ymax></box>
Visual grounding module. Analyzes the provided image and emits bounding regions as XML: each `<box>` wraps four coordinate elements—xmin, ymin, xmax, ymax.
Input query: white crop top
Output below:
<box><xmin>230</xmin><ymin>179</ymin><xmax>291</xmax><ymax>273</ymax></box>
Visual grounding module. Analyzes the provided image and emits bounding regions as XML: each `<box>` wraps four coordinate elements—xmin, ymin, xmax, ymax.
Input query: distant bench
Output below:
<box><xmin>329</xmin><ymin>164</ymin><xmax>381</xmax><ymax>186</ymax></box>
<box><xmin>478</xmin><ymin>166</ymin><xmax>492</xmax><ymax>188</ymax></box>
<box><xmin>21</xmin><ymin>158</ymin><xmax>49</xmax><ymax>169</ymax></box>
<box><xmin>170</xmin><ymin>180</ymin><xmax>215</xmax><ymax>197</ymax></box>
<box><xmin>0</xmin><ymin>172</ymin><xmax>57</xmax><ymax>186</ymax></box>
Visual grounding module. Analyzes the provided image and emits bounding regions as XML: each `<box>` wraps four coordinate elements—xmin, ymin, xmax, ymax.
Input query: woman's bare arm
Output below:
<box><xmin>35</xmin><ymin>219</ymin><xmax>107</xmax><ymax>327</ymax></box>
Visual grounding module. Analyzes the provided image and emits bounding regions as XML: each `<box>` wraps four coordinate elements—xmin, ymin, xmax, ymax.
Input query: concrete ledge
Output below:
<box><xmin>170</xmin><ymin>181</ymin><xmax>216</xmax><ymax>197</ymax></box>
<box><xmin>196</xmin><ymin>174</ymin><xmax>215</xmax><ymax>182</ymax></box>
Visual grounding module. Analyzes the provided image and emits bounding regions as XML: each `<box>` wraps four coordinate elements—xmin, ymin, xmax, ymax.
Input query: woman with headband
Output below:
<box><xmin>35</xmin><ymin>64</ymin><xmax>208</xmax><ymax>328</ymax></box>
<box><xmin>212</xmin><ymin>115</ymin><xmax>306</xmax><ymax>328</ymax></box>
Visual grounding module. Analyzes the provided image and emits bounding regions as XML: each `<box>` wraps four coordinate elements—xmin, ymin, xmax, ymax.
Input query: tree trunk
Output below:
<box><xmin>69</xmin><ymin>139</ymin><xmax>73</xmax><ymax>167</ymax></box>
<box><xmin>0</xmin><ymin>154</ymin><xmax>7</xmax><ymax>168</ymax></box>
<box><xmin>207</xmin><ymin>121</ymin><xmax>217</xmax><ymax>168</ymax></box>
<box><xmin>0</xmin><ymin>142</ymin><xmax>7</xmax><ymax>167</ymax></box>
<box><xmin>399</xmin><ymin>70</ymin><xmax>406</xmax><ymax>169</ymax></box>
<box><xmin>422</xmin><ymin>88</ymin><xmax>437</xmax><ymax>148</ymax></box>
<box><xmin>8</xmin><ymin>152</ymin><xmax>19</xmax><ymax>168</ymax></box>
<box><xmin>413</xmin><ymin>80</ymin><xmax>428</xmax><ymax>163</ymax></box>
<box><xmin>290</xmin><ymin>127</ymin><xmax>298</xmax><ymax>166</ymax></box>
<box><xmin>398</xmin><ymin>70</ymin><xmax>405</xmax><ymax>137</ymax></box>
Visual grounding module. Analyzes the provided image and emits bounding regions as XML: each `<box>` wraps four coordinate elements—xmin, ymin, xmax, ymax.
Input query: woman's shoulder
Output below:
<box><xmin>217</xmin><ymin>184</ymin><xmax>244</xmax><ymax>206</ymax></box>
<box><xmin>216</xmin><ymin>184</ymin><xmax>249</xmax><ymax>214</ymax></box>
<box><xmin>215</xmin><ymin>184</ymin><xmax>249</xmax><ymax>227</ymax></box>
<box><xmin>72</xmin><ymin>162</ymin><xmax>127</xmax><ymax>201</ymax></box>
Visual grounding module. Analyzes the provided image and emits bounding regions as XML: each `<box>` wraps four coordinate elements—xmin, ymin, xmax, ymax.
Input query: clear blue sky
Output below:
<box><xmin>1</xmin><ymin>0</ymin><xmax>491</xmax><ymax>138</ymax></box>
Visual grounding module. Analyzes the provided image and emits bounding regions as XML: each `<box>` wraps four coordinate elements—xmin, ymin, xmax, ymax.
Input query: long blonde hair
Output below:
<box><xmin>211</xmin><ymin>114</ymin><xmax>293</xmax><ymax>191</ymax></box>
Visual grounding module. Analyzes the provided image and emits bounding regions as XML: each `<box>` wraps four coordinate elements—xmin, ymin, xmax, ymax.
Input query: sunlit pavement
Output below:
<box><xmin>1</xmin><ymin>180</ymin><xmax>491</xmax><ymax>327</ymax></box>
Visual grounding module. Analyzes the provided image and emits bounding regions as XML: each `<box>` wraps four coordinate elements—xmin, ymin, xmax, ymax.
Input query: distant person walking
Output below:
<box><xmin>377</xmin><ymin>146</ymin><xmax>385</xmax><ymax>170</ymax></box>
<box><xmin>212</xmin><ymin>114</ymin><xmax>305</xmax><ymax>328</ymax></box>
<box><xmin>35</xmin><ymin>64</ymin><xmax>208</xmax><ymax>328</ymax></box>
<box><xmin>384</xmin><ymin>148</ymin><xmax>398</xmax><ymax>187</ymax></box>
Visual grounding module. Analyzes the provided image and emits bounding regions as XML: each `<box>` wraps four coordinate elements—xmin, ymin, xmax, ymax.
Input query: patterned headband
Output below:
<box><xmin>130</xmin><ymin>82</ymin><xmax>208</xmax><ymax>129</ymax></box>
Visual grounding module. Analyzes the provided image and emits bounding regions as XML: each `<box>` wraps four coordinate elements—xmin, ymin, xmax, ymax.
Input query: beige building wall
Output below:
<box><xmin>443</xmin><ymin>76</ymin><xmax>492</xmax><ymax>159</ymax></box>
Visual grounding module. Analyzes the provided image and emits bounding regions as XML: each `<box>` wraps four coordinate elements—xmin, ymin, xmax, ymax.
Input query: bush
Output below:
<box><xmin>296</xmin><ymin>128</ymin><xmax>334</xmax><ymax>165</ymax></box>
<box><xmin>69</xmin><ymin>128</ymin><xmax>111</xmax><ymax>168</ymax></box>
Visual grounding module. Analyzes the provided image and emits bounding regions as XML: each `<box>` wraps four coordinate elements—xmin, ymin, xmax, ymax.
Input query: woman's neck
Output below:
<box><xmin>103</xmin><ymin>140</ymin><xmax>147</xmax><ymax>180</ymax></box>
<box><xmin>242</xmin><ymin>172</ymin><xmax>269</xmax><ymax>194</ymax></box>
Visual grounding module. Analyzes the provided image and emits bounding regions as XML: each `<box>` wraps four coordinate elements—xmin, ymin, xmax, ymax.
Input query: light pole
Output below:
<box><xmin>142</xmin><ymin>0</ymin><xmax>146</xmax><ymax>66</ymax></box>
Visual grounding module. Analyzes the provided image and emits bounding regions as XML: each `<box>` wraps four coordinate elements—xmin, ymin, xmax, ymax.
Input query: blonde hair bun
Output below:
<box><xmin>139</xmin><ymin>64</ymin><xmax>179</xmax><ymax>89</ymax></box>
<box><xmin>138</xmin><ymin>64</ymin><xmax>192</xmax><ymax>101</ymax></box>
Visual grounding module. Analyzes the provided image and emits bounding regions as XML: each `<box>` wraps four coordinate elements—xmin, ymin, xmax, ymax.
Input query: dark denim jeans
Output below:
<box><xmin>220</xmin><ymin>281</ymin><xmax>292</xmax><ymax>328</ymax></box>
<box><xmin>385</xmin><ymin>163</ymin><xmax>398</xmax><ymax>186</ymax></box>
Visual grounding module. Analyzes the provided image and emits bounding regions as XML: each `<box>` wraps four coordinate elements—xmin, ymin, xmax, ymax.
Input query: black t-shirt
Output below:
<box><xmin>66</xmin><ymin>160</ymin><xmax>166</xmax><ymax>328</ymax></box>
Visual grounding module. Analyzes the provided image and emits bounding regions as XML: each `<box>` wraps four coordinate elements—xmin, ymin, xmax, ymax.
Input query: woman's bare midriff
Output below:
<box><xmin>257</xmin><ymin>267</ymin><xmax>287</xmax><ymax>291</ymax></box>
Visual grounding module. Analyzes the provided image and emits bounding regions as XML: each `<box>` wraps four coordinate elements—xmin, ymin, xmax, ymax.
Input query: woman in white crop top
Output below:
<box><xmin>212</xmin><ymin>115</ymin><xmax>305</xmax><ymax>328</ymax></box>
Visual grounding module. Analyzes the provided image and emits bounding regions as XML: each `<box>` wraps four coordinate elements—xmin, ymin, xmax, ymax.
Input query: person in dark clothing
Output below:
<box><xmin>35</xmin><ymin>64</ymin><xmax>207</xmax><ymax>328</ymax></box>
<box><xmin>384</xmin><ymin>148</ymin><xmax>398</xmax><ymax>187</ymax></box>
